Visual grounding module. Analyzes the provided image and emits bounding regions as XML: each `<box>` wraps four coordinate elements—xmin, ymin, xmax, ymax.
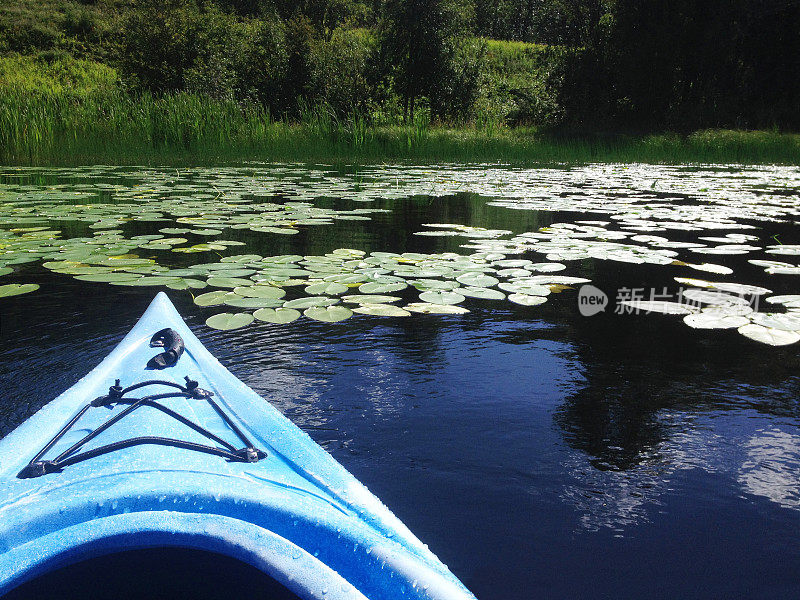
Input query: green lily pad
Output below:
<box><xmin>359</xmin><ymin>282</ymin><xmax>407</xmax><ymax>294</ymax></box>
<box><xmin>455</xmin><ymin>273</ymin><xmax>499</xmax><ymax>287</ymax></box>
<box><xmin>0</xmin><ymin>267</ymin><xmax>12</xmax><ymax>277</ymax></box>
<box><xmin>283</xmin><ymin>296</ymin><xmax>339</xmax><ymax>309</ymax></box>
<box><xmin>405</xmin><ymin>303</ymin><xmax>469</xmax><ymax>314</ymax></box>
<box><xmin>304</xmin><ymin>305</ymin><xmax>353</xmax><ymax>322</ymax></box>
<box><xmin>411</xmin><ymin>279</ymin><xmax>459</xmax><ymax>291</ymax></box>
<box><xmin>342</xmin><ymin>294</ymin><xmax>401</xmax><ymax>304</ymax></box>
<box><xmin>167</xmin><ymin>278</ymin><xmax>207</xmax><ymax>290</ymax></box>
<box><xmin>352</xmin><ymin>304</ymin><xmax>411</xmax><ymax>317</ymax></box>
<box><xmin>74</xmin><ymin>272</ymin><xmax>141</xmax><ymax>283</ymax></box>
<box><xmin>222</xmin><ymin>254</ymin><xmax>262</xmax><ymax>263</ymax></box>
<box><xmin>233</xmin><ymin>285</ymin><xmax>286</xmax><ymax>299</ymax></box>
<box><xmin>194</xmin><ymin>290</ymin><xmax>234</xmax><ymax>307</ymax></box>
<box><xmin>499</xmin><ymin>282</ymin><xmax>551</xmax><ymax>296</ymax></box>
<box><xmin>0</xmin><ymin>283</ymin><xmax>39</xmax><ymax>298</ymax></box>
<box><xmin>224</xmin><ymin>296</ymin><xmax>284</xmax><ymax>309</ymax></box>
<box><xmin>459</xmin><ymin>287</ymin><xmax>506</xmax><ymax>300</ymax></box>
<box><xmin>527</xmin><ymin>262</ymin><xmax>567</xmax><ymax>273</ymax></box>
<box><xmin>419</xmin><ymin>290</ymin><xmax>466</xmax><ymax>305</ymax></box>
<box><xmin>324</xmin><ymin>274</ymin><xmax>368</xmax><ymax>285</ymax></box>
<box><xmin>207</xmin><ymin>277</ymin><xmax>254</xmax><ymax>289</ymax></box>
<box><xmin>305</xmin><ymin>282</ymin><xmax>349</xmax><ymax>296</ymax></box>
<box><xmin>507</xmin><ymin>293</ymin><xmax>548</xmax><ymax>306</ymax></box>
<box><xmin>113</xmin><ymin>277</ymin><xmax>183</xmax><ymax>287</ymax></box>
<box><xmin>206</xmin><ymin>312</ymin><xmax>254</xmax><ymax>330</ymax></box>
<box><xmin>253</xmin><ymin>307</ymin><xmax>301</xmax><ymax>324</ymax></box>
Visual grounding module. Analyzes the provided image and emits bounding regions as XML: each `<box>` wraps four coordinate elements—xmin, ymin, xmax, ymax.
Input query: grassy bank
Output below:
<box><xmin>3</xmin><ymin>96</ymin><xmax>799</xmax><ymax>166</ymax></box>
<box><xmin>1</xmin><ymin>61</ymin><xmax>799</xmax><ymax>166</ymax></box>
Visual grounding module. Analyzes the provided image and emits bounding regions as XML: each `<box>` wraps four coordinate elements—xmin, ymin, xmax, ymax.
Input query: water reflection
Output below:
<box><xmin>739</xmin><ymin>428</ymin><xmax>800</xmax><ymax>509</ymax></box>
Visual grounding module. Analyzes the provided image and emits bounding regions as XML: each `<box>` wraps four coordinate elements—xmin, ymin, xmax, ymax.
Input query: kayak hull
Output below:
<box><xmin>0</xmin><ymin>293</ymin><xmax>476</xmax><ymax>600</ymax></box>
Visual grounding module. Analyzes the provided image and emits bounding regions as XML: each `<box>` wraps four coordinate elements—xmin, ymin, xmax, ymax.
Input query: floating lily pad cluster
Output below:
<box><xmin>183</xmin><ymin>249</ymin><xmax>586</xmax><ymax>329</ymax></box>
<box><xmin>2</xmin><ymin>164</ymin><xmax>800</xmax><ymax>346</ymax></box>
<box><xmin>615</xmin><ymin>276</ymin><xmax>800</xmax><ymax>346</ymax></box>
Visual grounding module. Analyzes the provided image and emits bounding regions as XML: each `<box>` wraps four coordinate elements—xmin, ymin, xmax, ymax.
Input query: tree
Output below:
<box><xmin>378</xmin><ymin>0</ymin><xmax>469</xmax><ymax>121</ymax></box>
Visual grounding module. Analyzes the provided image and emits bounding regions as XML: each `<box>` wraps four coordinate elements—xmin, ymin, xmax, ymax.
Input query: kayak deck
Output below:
<box><xmin>0</xmin><ymin>293</ymin><xmax>476</xmax><ymax>600</ymax></box>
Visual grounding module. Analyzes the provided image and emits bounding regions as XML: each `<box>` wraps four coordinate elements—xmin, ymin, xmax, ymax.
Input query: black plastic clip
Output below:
<box><xmin>184</xmin><ymin>376</ymin><xmax>213</xmax><ymax>399</ymax></box>
<box><xmin>17</xmin><ymin>460</ymin><xmax>62</xmax><ymax>479</ymax></box>
<box><xmin>91</xmin><ymin>379</ymin><xmax>124</xmax><ymax>407</ymax></box>
<box><xmin>234</xmin><ymin>448</ymin><xmax>266</xmax><ymax>463</ymax></box>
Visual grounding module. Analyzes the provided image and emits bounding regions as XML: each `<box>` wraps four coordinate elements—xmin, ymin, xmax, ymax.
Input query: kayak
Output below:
<box><xmin>0</xmin><ymin>292</ymin><xmax>477</xmax><ymax>600</ymax></box>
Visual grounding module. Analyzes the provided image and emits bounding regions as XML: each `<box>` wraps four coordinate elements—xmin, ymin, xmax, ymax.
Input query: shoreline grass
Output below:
<box><xmin>2</xmin><ymin>90</ymin><xmax>799</xmax><ymax>167</ymax></box>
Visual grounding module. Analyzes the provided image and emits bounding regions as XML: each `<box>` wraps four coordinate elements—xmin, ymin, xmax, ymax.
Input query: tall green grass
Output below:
<box><xmin>1</xmin><ymin>88</ymin><xmax>799</xmax><ymax>165</ymax></box>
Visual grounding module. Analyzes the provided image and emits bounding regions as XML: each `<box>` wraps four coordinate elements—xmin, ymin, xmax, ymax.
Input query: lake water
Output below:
<box><xmin>1</xmin><ymin>164</ymin><xmax>799</xmax><ymax>599</ymax></box>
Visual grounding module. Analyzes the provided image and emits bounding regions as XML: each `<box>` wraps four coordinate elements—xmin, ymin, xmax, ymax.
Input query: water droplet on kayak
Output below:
<box><xmin>111</xmin><ymin>500</ymin><xmax>118</xmax><ymax>511</ymax></box>
<box><xmin>321</xmin><ymin>588</ymin><xmax>328</xmax><ymax>595</ymax></box>
<box><xmin>291</xmin><ymin>549</ymin><xmax>302</xmax><ymax>559</ymax></box>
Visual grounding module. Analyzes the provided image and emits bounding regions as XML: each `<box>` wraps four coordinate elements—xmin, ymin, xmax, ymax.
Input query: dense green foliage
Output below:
<box><xmin>0</xmin><ymin>0</ymin><xmax>798</xmax><ymax>165</ymax></box>
<box><xmin>2</xmin><ymin>84</ymin><xmax>799</xmax><ymax>165</ymax></box>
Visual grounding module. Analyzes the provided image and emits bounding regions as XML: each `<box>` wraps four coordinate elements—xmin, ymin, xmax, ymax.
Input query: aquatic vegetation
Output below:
<box><xmin>2</xmin><ymin>164</ymin><xmax>800</xmax><ymax>343</ymax></box>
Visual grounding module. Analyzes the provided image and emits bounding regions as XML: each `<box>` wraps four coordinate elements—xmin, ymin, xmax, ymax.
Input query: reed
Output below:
<box><xmin>1</xmin><ymin>89</ymin><xmax>799</xmax><ymax>166</ymax></box>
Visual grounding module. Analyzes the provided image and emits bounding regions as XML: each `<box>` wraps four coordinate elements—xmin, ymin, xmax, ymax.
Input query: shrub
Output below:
<box><xmin>307</xmin><ymin>27</ymin><xmax>375</xmax><ymax>117</ymax></box>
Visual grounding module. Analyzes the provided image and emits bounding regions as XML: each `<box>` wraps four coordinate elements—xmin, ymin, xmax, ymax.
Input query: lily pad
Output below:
<box><xmin>283</xmin><ymin>296</ymin><xmax>338</xmax><ymax>309</ymax></box>
<box><xmin>738</xmin><ymin>323</ymin><xmax>800</xmax><ymax>346</ymax></box>
<box><xmin>455</xmin><ymin>273</ymin><xmax>499</xmax><ymax>287</ymax></box>
<box><xmin>681</xmin><ymin>289</ymin><xmax>750</xmax><ymax>306</ymax></box>
<box><xmin>165</xmin><ymin>278</ymin><xmax>207</xmax><ymax>290</ymax></box>
<box><xmin>224</xmin><ymin>296</ymin><xmax>285</xmax><ymax>309</ymax></box>
<box><xmin>683</xmin><ymin>313</ymin><xmax>749</xmax><ymax>329</ymax></box>
<box><xmin>342</xmin><ymin>294</ymin><xmax>401</xmax><ymax>304</ymax></box>
<box><xmin>207</xmin><ymin>277</ymin><xmax>254</xmax><ymax>289</ymax></box>
<box><xmin>459</xmin><ymin>287</ymin><xmax>506</xmax><ymax>300</ymax></box>
<box><xmin>499</xmin><ymin>282</ymin><xmax>551</xmax><ymax>296</ymax></box>
<box><xmin>352</xmin><ymin>304</ymin><xmax>411</xmax><ymax>317</ymax></box>
<box><xmin>305</xmin><ymin>282</ymin><xmax>349</xmax><ymax>296</ymax></box>
<box><xmin>405</xmin><ymin>303</ymin><xmax>470</xmax><ymax>315</ymax></box>
<box><xmin>304</xmin><ymin>305</ymin><xmax>353</xmax><ymax>322</ymax></box>
<box><xmin>618</xmin><ymin>300</ymin><xmax>695</xmax><ymax>315</ymax></box>
<box><xmin>193</xmin><ymin>291</ymin><xmax>233</xmax><ymax>307</ymax></box>
<box><xmin>0</xmin><ymin>283</ymin><xmax>39</xmax><ymax>298</ymax></box>
<box><xmin>418</xmin><ymin>290</ymin><xmax>466</xmax><ymax>305</ymax></box>
<box><xmin>233</xmin><ymin>285</ymin><xmax>286</xmax><ymax>299</ymax></box>
<box><xmin>686</xmin><ymin>262</ymin><xmax>734</xmax><ymax>275</ymax></box>
<box><xmin>359</xmin><ymin>281</ymin><xmax>407</xmax><ymax>294</ymax></box>
<box><xmin>74</xmin><ymin>273</ymin><xmax>141</xmax><ymax>283</ymax></box>
<box><xmin>749</xmin><ymin>313</ymin><xmax>800</xmax><ymax>331</ymax></box>
<box><xmin>507</xmin><ymin>293</ymin><xmax>547</xmax><ymax>306</ymax></box>
<box><xmin>527</xmin><ymin>262</ymin><xmax>567</xmax><ymax>273</ymax></box>
<box><xmin>206</xmin><ymin>312</ymin><xmax>254</xmax><ymax>331</ymax></box>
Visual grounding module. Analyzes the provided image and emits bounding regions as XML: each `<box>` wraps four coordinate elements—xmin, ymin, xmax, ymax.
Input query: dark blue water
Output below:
<box><xmin>1</xmin><ymin>167</ymin><xmax>800</xmax><ymax>599</ymax></box>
